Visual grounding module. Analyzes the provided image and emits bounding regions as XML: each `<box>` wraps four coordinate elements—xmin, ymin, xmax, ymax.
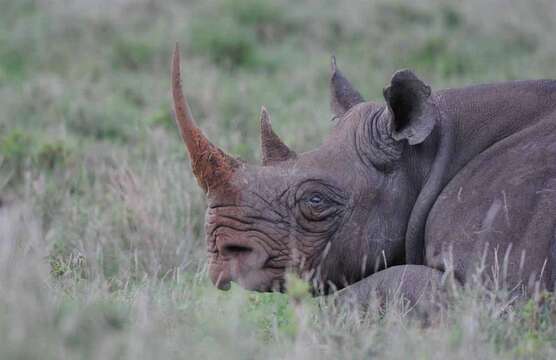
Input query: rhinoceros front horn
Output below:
<box><xmin>172</xmin><ymin>44</ymin><xmax>239</xmax><ymax>193</ymax></box>
<box><xmin>259</xmin><ymin>106</ymin><xmax>296</xmax><ymax>165</ymax></box>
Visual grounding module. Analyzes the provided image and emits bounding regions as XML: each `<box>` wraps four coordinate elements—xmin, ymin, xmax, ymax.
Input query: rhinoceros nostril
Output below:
<box><xmin>221</xmin><ymin>244</ymin><xmax>253</xmax><ymax>257</ymax></box>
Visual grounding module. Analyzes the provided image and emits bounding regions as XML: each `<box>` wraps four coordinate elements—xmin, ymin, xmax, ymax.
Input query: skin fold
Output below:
<box><xmin>171</xmin><ymin>45</ymin><xmax>556</xmax><ymax>307</ymax></box>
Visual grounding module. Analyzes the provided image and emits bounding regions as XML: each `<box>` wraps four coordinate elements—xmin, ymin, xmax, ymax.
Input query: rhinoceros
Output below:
<box><xmin>170</xmin><ymin>45</ymin><xmax>556</xmax><ymax>304</ymax></box>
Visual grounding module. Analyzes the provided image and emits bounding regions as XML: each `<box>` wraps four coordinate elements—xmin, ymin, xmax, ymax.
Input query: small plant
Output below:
<box><xmin>147</xmin><ymin>107</ymin><xmax>174</xmax><ymax>129</ymax></box>
<box><xmin>0</xmin><ymin>128</ymin><xmax>34</xmax><ymax>176</ymax></box>
<box><xmin>377</xmin><ymin>2</ymin><xmax>432</xmax><ymax>27</ymax></box>
<box><xmin>0</xmin><ymin>128</ymin><xmax>32</xmax><ymax>162</ymax></box>
<box><xmin>190</xmin><ymin>18</ymin><xmax>259</xmax><ymax>69</ymax></box>
<box><xmin>285</xmin><ymin>273</ymin><xmax>311</xmax><ymax>305</ymax></box>
<box><xmin>65</xmin><ymin>97</ymin><xmax>138</xmax><ymax>142</ymax></box>
<box><xmin>221</xmin><ymin>0</ymin><xmax>293</xmax><ymax>41</ymax></box>
<box><xmin>35</xmin><ymin>140</ymin><xmax>72</xmax><ymax>170</ymax></box>
<box><xmin>112</xmin><ymin>37</ymin><xmax>156</xmax><ymax>70</ymax></box>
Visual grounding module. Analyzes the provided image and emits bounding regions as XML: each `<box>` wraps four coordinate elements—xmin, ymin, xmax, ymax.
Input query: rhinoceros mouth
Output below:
<box><xmin>208</xmin><ymin>257</ymin><xmax>286</xmax><ymax>292</ymax></box>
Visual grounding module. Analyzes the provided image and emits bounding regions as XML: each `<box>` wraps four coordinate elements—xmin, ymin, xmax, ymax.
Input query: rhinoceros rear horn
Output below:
<box><xmin>172</xmin><ymin>44</ymin><xmax>239</xmax><ymax>193</ymax></box>
<box><xmin>259</xmin><ymin>107</ymin><xmax>296</xmax><ymax>165</ymax></box>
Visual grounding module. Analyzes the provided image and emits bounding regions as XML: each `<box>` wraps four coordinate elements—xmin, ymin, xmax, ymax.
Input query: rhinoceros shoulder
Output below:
<box><xmin>424</xmin><ymin>117</ymin><xmax>556</xmax><ymax>288</ymax></box>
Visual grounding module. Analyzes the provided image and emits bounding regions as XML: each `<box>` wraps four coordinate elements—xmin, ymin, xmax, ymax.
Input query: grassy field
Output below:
<box><xmin>1</xmin><ymin>0</ymin><xmax>556</xmax><ymax>358</ymax></box>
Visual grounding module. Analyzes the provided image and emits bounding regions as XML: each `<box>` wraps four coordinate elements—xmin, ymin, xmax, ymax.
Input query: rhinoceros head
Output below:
<box><xmin>171</xmin><ymin>46</ymin><xmax>438</xmax><ymax>293</ymax></box>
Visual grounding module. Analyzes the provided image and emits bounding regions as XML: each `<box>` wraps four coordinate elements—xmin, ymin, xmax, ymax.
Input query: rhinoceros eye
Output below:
<box><xmin>295</xmin><ymin>180</ymin><xmax>347</xmax><ymax>224</ymax></box>
<box><xmin>304</xmin><ymin>193</ymin><xmax>328</xmax><ymax>209</ymax></box>
<box><xmin>300</xmin><ymin>192</ymin><xmax>339</xmax><ymax>221</ymax></box>
<box><xmin>308</xmin><ymin>195</ymin><xmax>323</xmax><ymax>206</ymax></box>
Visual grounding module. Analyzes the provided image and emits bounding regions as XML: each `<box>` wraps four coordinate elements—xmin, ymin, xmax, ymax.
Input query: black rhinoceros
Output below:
<box><xmin>171</xmin><ymin>45</ymin><xmax>556</xmax><ymax>304</ymax></box>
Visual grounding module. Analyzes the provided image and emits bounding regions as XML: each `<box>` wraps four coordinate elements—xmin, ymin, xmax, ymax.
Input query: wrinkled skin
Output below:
<box><xmin>171</xmin><ymin>46</ymin><xmax>556</xmax><ymax>305</ymax></box>
<box><xmin>206</xmin><ymin>105</ymin><xmax>409</xmax><ymax>293</ymax></box>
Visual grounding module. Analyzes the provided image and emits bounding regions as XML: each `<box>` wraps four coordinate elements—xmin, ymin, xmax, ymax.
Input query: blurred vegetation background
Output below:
<box><xmin>0</xmin><ymin>0</ymin><xmax>555</xmax><ymax>358</ymax></box>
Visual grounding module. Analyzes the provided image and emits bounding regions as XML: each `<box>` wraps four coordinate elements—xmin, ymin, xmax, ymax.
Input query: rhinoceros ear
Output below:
<box><xmin>383</xmin><ymin>70</ymin><xmax>436</xmax><ymax>145</ymax></box>
<box><xmin>330</xmin><ymin>56</ymin><xmax>364</xmax><ymax>117</ymax></box>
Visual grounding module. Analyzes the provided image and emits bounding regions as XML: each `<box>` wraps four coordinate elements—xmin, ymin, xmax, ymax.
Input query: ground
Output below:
<box><xmin>1</xmin><ymin>0</ymin><xmax>555</xmax><ymax>358</ymax></box>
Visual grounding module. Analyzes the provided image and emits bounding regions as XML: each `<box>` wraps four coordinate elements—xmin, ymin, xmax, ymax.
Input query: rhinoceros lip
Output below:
<box><xmin>208</xmin><ymin>258</ymin><xmax>287</xmax><ymax>292</ymax></box>
<box><xmin>213</xmin><ymin>271</ymin><xmax>232</xmax><ymax>291</ymax></box>
<box><xmin>214</xmin><ymin>274</ymin><xmax>284</xmax><ymax>292</ymax></box>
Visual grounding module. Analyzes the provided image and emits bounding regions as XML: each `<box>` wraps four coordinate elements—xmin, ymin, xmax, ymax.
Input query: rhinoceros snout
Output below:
<box><xmin>209</xmin><ymin>235</ymin><xmax>272</xmax><ymax>291</ymax></box>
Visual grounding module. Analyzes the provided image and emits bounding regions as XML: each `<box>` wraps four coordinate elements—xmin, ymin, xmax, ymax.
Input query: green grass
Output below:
<box><xmin>1</xmin><ymin>0</ymin><xmax>556</xmax><ymax>358</ymax></box>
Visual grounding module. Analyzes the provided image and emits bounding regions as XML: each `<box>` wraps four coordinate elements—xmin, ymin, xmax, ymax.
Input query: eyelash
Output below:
<box><xmin>298</xmin><ymin>192</ymin><xmax>340</xmax><ymax>222</ymax></box>
<box><xmin>308</xmin><ymin>195</ymin><xmax>323</xmax><ymax>205</ymax></box>
<box><xmin>294</xmin><ymin>181</ymin><xmax>347</xmax><ymax>222</ymax></box>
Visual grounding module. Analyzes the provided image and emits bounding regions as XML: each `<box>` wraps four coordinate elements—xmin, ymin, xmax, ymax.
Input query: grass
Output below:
<box><xmin>0</xmin><ymin>0</ymin><xmax>555</xmax><ymax>358</ymax></box>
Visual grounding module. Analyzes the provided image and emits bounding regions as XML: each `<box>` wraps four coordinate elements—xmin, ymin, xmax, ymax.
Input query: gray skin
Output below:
<box><xmin>171</xmin><ymin>46</ymin><xmax>556</xmax><ymax>305</ymax></box>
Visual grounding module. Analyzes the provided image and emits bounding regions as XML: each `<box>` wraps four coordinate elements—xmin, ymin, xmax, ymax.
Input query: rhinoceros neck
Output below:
<box><xmin>403</xmin><ymin>94</ymin><xmax>456</xmax><ymax>264</ymax></box>
<box><xmin>404</xmin><ymin>79</ymin><xmax>556</xmax><ymax>264</ymax></box>
<box><xmin>437</xmin><ymin>80</ymin><xmax>556</xmax><ymax>176</ymax></box>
